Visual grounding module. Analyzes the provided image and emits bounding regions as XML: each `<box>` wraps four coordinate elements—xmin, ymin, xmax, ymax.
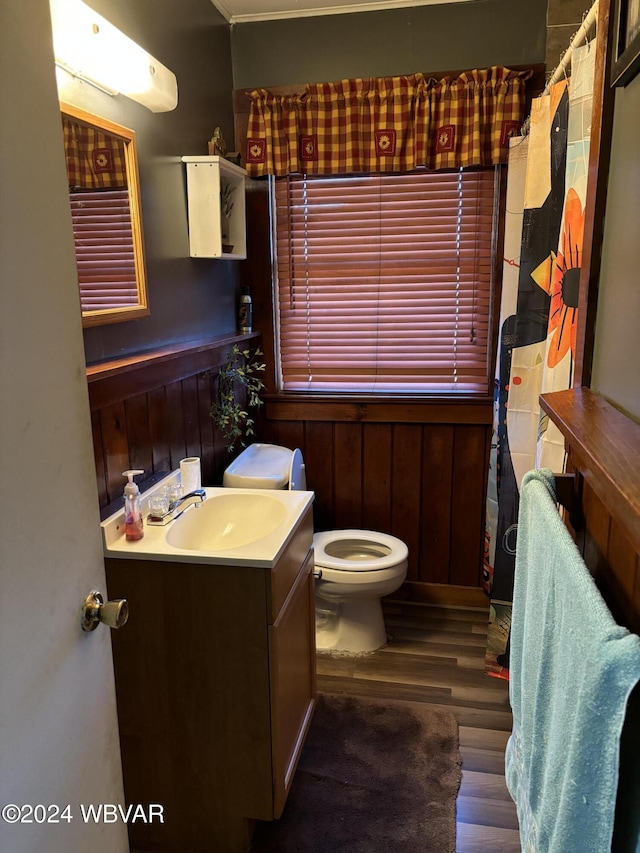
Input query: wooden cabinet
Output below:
<box><xmin>105</xmin><ymin>506</ymin><xmax>315</xmax><ymax>853</ymax></box>
<box><xmin>182</xmin><ymin>155</ymin><xmax>247</xmax><ymax>259</ymax></box>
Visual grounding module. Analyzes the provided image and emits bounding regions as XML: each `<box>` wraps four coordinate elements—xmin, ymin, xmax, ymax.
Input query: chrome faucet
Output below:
<box><xmin>147</xmin><ymin>489</ymin><xmax>206</xmax><ymax>526</ymax></box>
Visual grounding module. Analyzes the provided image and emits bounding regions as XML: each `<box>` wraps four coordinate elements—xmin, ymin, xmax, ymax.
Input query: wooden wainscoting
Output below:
<box><xmin>580</xmin><ymin>479</ymin><xmax>640</xmax><ymax>633</ymax></box>
<box><xmin>259</xmin><ymin>397</ymin><xmax>493</xmax><ymax>594</ymax></box>
<box><xmin>87</xmin><ymin>333</ymin><xmax>261</xmax><ymax>510</ymax></box>
<box><xmin>87</xmin><ymin>334</ymin><xmax>492</xmax><ymax>598</ymax></box>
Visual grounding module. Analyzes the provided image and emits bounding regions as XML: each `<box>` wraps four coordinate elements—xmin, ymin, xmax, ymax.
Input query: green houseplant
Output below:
<box><xmin>210</xmin><ymin>345</ymin><xmax>266</xmax><ymax>452</ymax></box>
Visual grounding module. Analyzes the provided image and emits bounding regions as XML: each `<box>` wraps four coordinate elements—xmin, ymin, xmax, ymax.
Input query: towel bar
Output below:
<box><xmin>554</xmin><ymin>472</ymin><xmax>584</xmax><ymax>533</ymax></box>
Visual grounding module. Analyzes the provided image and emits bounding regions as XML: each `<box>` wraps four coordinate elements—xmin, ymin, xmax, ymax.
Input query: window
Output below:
<box><xmin>272</xmin><ymin>168</ymin><xmax>499</xmax><ymax>395</ymax></box>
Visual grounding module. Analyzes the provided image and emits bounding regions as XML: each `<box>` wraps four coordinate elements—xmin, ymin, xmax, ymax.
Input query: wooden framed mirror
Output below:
<box><xmin>60</xmin><ymin>103</ymin><xmax>149</xmax><ymax>327</ymax></box>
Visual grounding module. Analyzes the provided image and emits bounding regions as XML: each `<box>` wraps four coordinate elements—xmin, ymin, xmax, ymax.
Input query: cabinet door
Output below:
<box><xmin>269</xmin><ymin>550</ymin><xmax>317</xmax><ymax>818</ymax></box>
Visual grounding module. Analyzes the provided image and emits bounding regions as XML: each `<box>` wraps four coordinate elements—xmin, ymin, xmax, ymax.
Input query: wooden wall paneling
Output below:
<box><xmin>124</xmin><ymin>393</ymin><xmax>153</xmax><ymax>475</ymax></box>
<box><xmin>567</xmin><ymin>471</ymin><xmax>586</xmax><ymax>556</ymax></box>
<box><xmin>582</xmin><ymin>482</ymin><xmax>612</xmax><ymax>586</ymax></box>
<box><xmin>212</xmin><ymin>428</ymin><xmax>231</xmax><ymax>485</ymax></box>
<box><xmin>86</xmin><ymin>335</ymin><xmax>260</xmax><ymax>410</ymax></box>
<box><xmin>253</xmin><ymin>410</ymin><xmax>270</xmax><ymax>445</ymax></box>
<box><xmin>88</xmin><ymin>363</ymin><xmax>174</xmax><ymax>412</ymax></box>
<box><xmin>91</xmin><ymin>409</ymin><xmax>108</xmax><ymax>508</ymax></box>
<box><xmin>449</xmin><ymin>425</ymin><xmax>489</xmax><ymax>587</ymax></box>
<box><xmin>197</xmin><ymin>371</ymin><xmax>217</xmax><ymax>486</ymax></box>
<box><xmin>100</xmin><ymin>402</ymin><xmax>131</xmax><ymax>503</ymax></box>
<box><xmin>362</xmin><ymin>424</ymin><xmax>392</xmax><ymax>534</ymax></box>
<box><xmin>333</xmin><ymin>422</ymin><xmax>363</xmax><ymax>530</ymax></box>
<box><xmin>147</xmin><ymin>386</ymin><xmax>171</xmax><ymax>476</ymax></box>
<box><xmin>265</xmin><ymin>397</ymin><xmax>493</xmax><ymax>426</ymax></box>
<box><xmin>251</xmin><ymin>404</ymin><xmax>269</xmax><ymax>450</ymax></box>
<box><xmin>608</xmin><ymin>518</ymin><xmax>639</xmax><ymax>605</ymax></box>
<box><xmin>262</xmin><ymin>419</ymin><xmax>305</xmax><ymax>453</ymax></box>
<box><xmin>390</xmin><ymin>424</ymin><xmax>423</xmax><ymax>581</ymax></box>
<box><xmin>182</xmin><ymin>375</ymin><xmax>202</xmax><ymax>463</ymax></box>
<box><xmin>303</xmin><ymin>422</ymin><xmax>334</xmax><ymax>532</ymax></box>
<box><xmin>420</xmin><ymin>425</ymin><xmax>454</xmax><ymax>584</ymax></box>
<box><xmin>582</xmin><ymin>481</ymin><xmax>640</xmax><ymax>633</ymax></box>
<box><xmin>261</xmin><ymin>417</ymin><xmax>308</xmax><ymax>491</ymax></box>
<box><xmin>88</xmin><ymin>334</ymin><xmax>261</xmax><ymax>506</ymax></box>
<box><xmin>165</xmin><ymin>381</ymin><xmax>187</xmax><ymax>471</ymax></box>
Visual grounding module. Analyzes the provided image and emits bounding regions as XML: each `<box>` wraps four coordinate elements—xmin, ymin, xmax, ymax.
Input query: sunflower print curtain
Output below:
<box><xmin>484</xmin><ymin>43</ymin><xmax>596</xmax><ymax>679</ymax></box>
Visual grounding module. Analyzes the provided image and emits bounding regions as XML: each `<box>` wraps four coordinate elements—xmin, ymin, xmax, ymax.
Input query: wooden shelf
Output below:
<box><xmin>540</xmin><ymin>387</ymin><xmax>640</xmax><ymax>556</ymax></box>
<box><xmin>86</xmin><ymin>331</ymin><xmax>260</xmax><ymax>411</ymax></box>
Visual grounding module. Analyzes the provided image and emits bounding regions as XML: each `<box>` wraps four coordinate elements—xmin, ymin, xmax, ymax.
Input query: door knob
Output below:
<box><xmin>81</xmin><ymin>590</ymin><xmax>129</xmax><ymax>632</ymax></box>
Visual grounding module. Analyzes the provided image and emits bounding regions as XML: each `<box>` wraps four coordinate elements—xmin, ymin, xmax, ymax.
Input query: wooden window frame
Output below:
<box><xmin>61</xmin><ymin>102</ymin><xmax>150</xmax><ymax>327</ymax></box>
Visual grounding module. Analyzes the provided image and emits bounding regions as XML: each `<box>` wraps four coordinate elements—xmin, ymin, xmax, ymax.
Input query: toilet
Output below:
<box><xmin>223</xmin><ymin>443</ymin><xmax>408</xmax><ymax>655</ymax></box>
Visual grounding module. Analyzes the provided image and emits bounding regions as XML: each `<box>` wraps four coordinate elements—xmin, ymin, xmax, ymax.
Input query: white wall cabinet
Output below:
<box><xmin>182</xmin><ymin>155</ymin><xmax>247</xmax><ymax>259</ymax></box>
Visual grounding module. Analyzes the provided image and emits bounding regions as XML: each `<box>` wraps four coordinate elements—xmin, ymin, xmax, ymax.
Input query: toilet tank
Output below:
<box><xmin>223</xmin><ymin>443</ymin><xmax>294</xmax><ymax>490</ymax></box>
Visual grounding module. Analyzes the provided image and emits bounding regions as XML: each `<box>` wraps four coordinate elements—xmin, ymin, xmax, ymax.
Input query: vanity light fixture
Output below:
<box><xmin>49</xmin><ymin>0</ymin><xmax>178</xmax><ymax>112</ymax></box>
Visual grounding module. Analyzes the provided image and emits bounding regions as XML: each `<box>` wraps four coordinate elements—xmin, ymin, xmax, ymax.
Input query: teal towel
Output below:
<box><xmin>505</xmin><ymin>468</ymin><xmax>640</xmax><ymax>853</ymax></box>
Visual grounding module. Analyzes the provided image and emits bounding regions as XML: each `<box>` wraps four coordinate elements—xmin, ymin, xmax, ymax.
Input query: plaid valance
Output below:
<box><xmin>246</xmin><ymin>66</ymin><xmax>531</xmax><ymax>176</ymax></box>
<box><xmin>62</xmin><ymin>117</ymin><xmax>127</xmax><ymax>189</ymax></box>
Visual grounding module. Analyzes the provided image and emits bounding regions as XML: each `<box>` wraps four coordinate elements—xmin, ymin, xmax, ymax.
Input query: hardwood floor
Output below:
<box><xmin>317</xmin><ymin>599</ymin><xmax>521</xmax><ymax>853</ymax></box>
<box><xmin>133</xmin><ymin>599</ymin><xmax>519</xmax><ymax>853</ymax></box>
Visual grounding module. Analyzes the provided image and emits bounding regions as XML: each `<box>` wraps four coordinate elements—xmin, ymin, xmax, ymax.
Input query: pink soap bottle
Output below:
<box><xmin>122</xmin><ymin>469</ymin><xmax>145</xmax><ymax>541</ymax></box>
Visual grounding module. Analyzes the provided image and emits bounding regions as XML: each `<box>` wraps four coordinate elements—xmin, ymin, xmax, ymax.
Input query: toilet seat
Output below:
<box><xmin>223</xmin><ymin>445</ymin><xmax>409</xmax><ymax>655</ymax></box>
<box><xmin>288</xmin><ymin>448</ymin><xmax>306</xmax><ymax>491</ymax></box>
<box><xmin>314</xmin><ymin>529</ymin><xmax>408</xmax><ymax>573</ymax></box>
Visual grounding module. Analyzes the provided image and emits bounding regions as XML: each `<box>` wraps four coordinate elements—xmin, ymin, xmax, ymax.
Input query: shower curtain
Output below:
<box><xmin>484</xmin><ymin>44</ymin><xmax>596</xmax><ymax>678</ymax></box>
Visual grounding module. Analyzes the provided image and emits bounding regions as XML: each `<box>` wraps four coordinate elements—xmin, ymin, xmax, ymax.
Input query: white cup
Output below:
<box><xmin>180</xmin><ymin>457</ymin><xmax>201</xmax><ymax>493</ymax></box>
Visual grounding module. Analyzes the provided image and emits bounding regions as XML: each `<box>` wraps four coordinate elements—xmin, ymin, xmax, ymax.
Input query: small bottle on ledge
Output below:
<box><xmin>239</xmin><ymin>287</ymin><xmax>253</xmax><ymax>333</ymax></box>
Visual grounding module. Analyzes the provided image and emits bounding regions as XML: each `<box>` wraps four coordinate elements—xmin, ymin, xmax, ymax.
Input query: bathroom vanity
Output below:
<box><xmin>102</xmin><ymin>486</ymin><xmax>316</xmax><ymax>853</ymax></box>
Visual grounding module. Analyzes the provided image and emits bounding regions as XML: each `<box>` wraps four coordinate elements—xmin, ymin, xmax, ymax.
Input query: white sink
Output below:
<box><xmin>166</xmin><ymin>492</ymin><xmax>287</xmax><ymax>551</ymax></box>
<box><xmin>101</xmin><ymin>479</ymin><xmax>314</xmax><ymax>568</ymax></box>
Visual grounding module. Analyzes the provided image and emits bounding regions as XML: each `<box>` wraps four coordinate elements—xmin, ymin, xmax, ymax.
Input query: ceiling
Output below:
<box><xmin>212</xmin><ymin>0</ymin><xmax>472</xmax><ymax>25</ymax></box>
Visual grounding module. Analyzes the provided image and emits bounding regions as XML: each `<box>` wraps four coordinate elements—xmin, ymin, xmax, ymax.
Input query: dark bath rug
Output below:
<box><xmin>251</xmin><ymin>692</ymin><xmax>462</xmax><ymax>853</ymax></box>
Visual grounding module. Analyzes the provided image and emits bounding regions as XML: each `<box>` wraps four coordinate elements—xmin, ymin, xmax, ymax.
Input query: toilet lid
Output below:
<box><xmin>223</xmin><ymin>443</ymin><xmax>292</xmax><ymax>489</ymax></box>
<box><xmin>313</xmin><ymin>529</ymin><xmax>408</xmax><ymax>572</ymax></box>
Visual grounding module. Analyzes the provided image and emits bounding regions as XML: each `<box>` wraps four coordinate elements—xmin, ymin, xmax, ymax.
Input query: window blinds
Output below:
<box><xmin>69</xmin><ymin>188</ymin><xmax>138</xmax><ymax>313</ymax></box>
<box><xmin>273</xmin><ymin>169</ymin><xmax>498</xmax><ymax>394</ymax></box>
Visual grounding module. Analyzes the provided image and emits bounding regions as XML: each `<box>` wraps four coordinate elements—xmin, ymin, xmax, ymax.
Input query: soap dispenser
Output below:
<box><xmin>122</xmin><ymin>469</ymin><xmax>145</xmax><ymax>541</ymax></box>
